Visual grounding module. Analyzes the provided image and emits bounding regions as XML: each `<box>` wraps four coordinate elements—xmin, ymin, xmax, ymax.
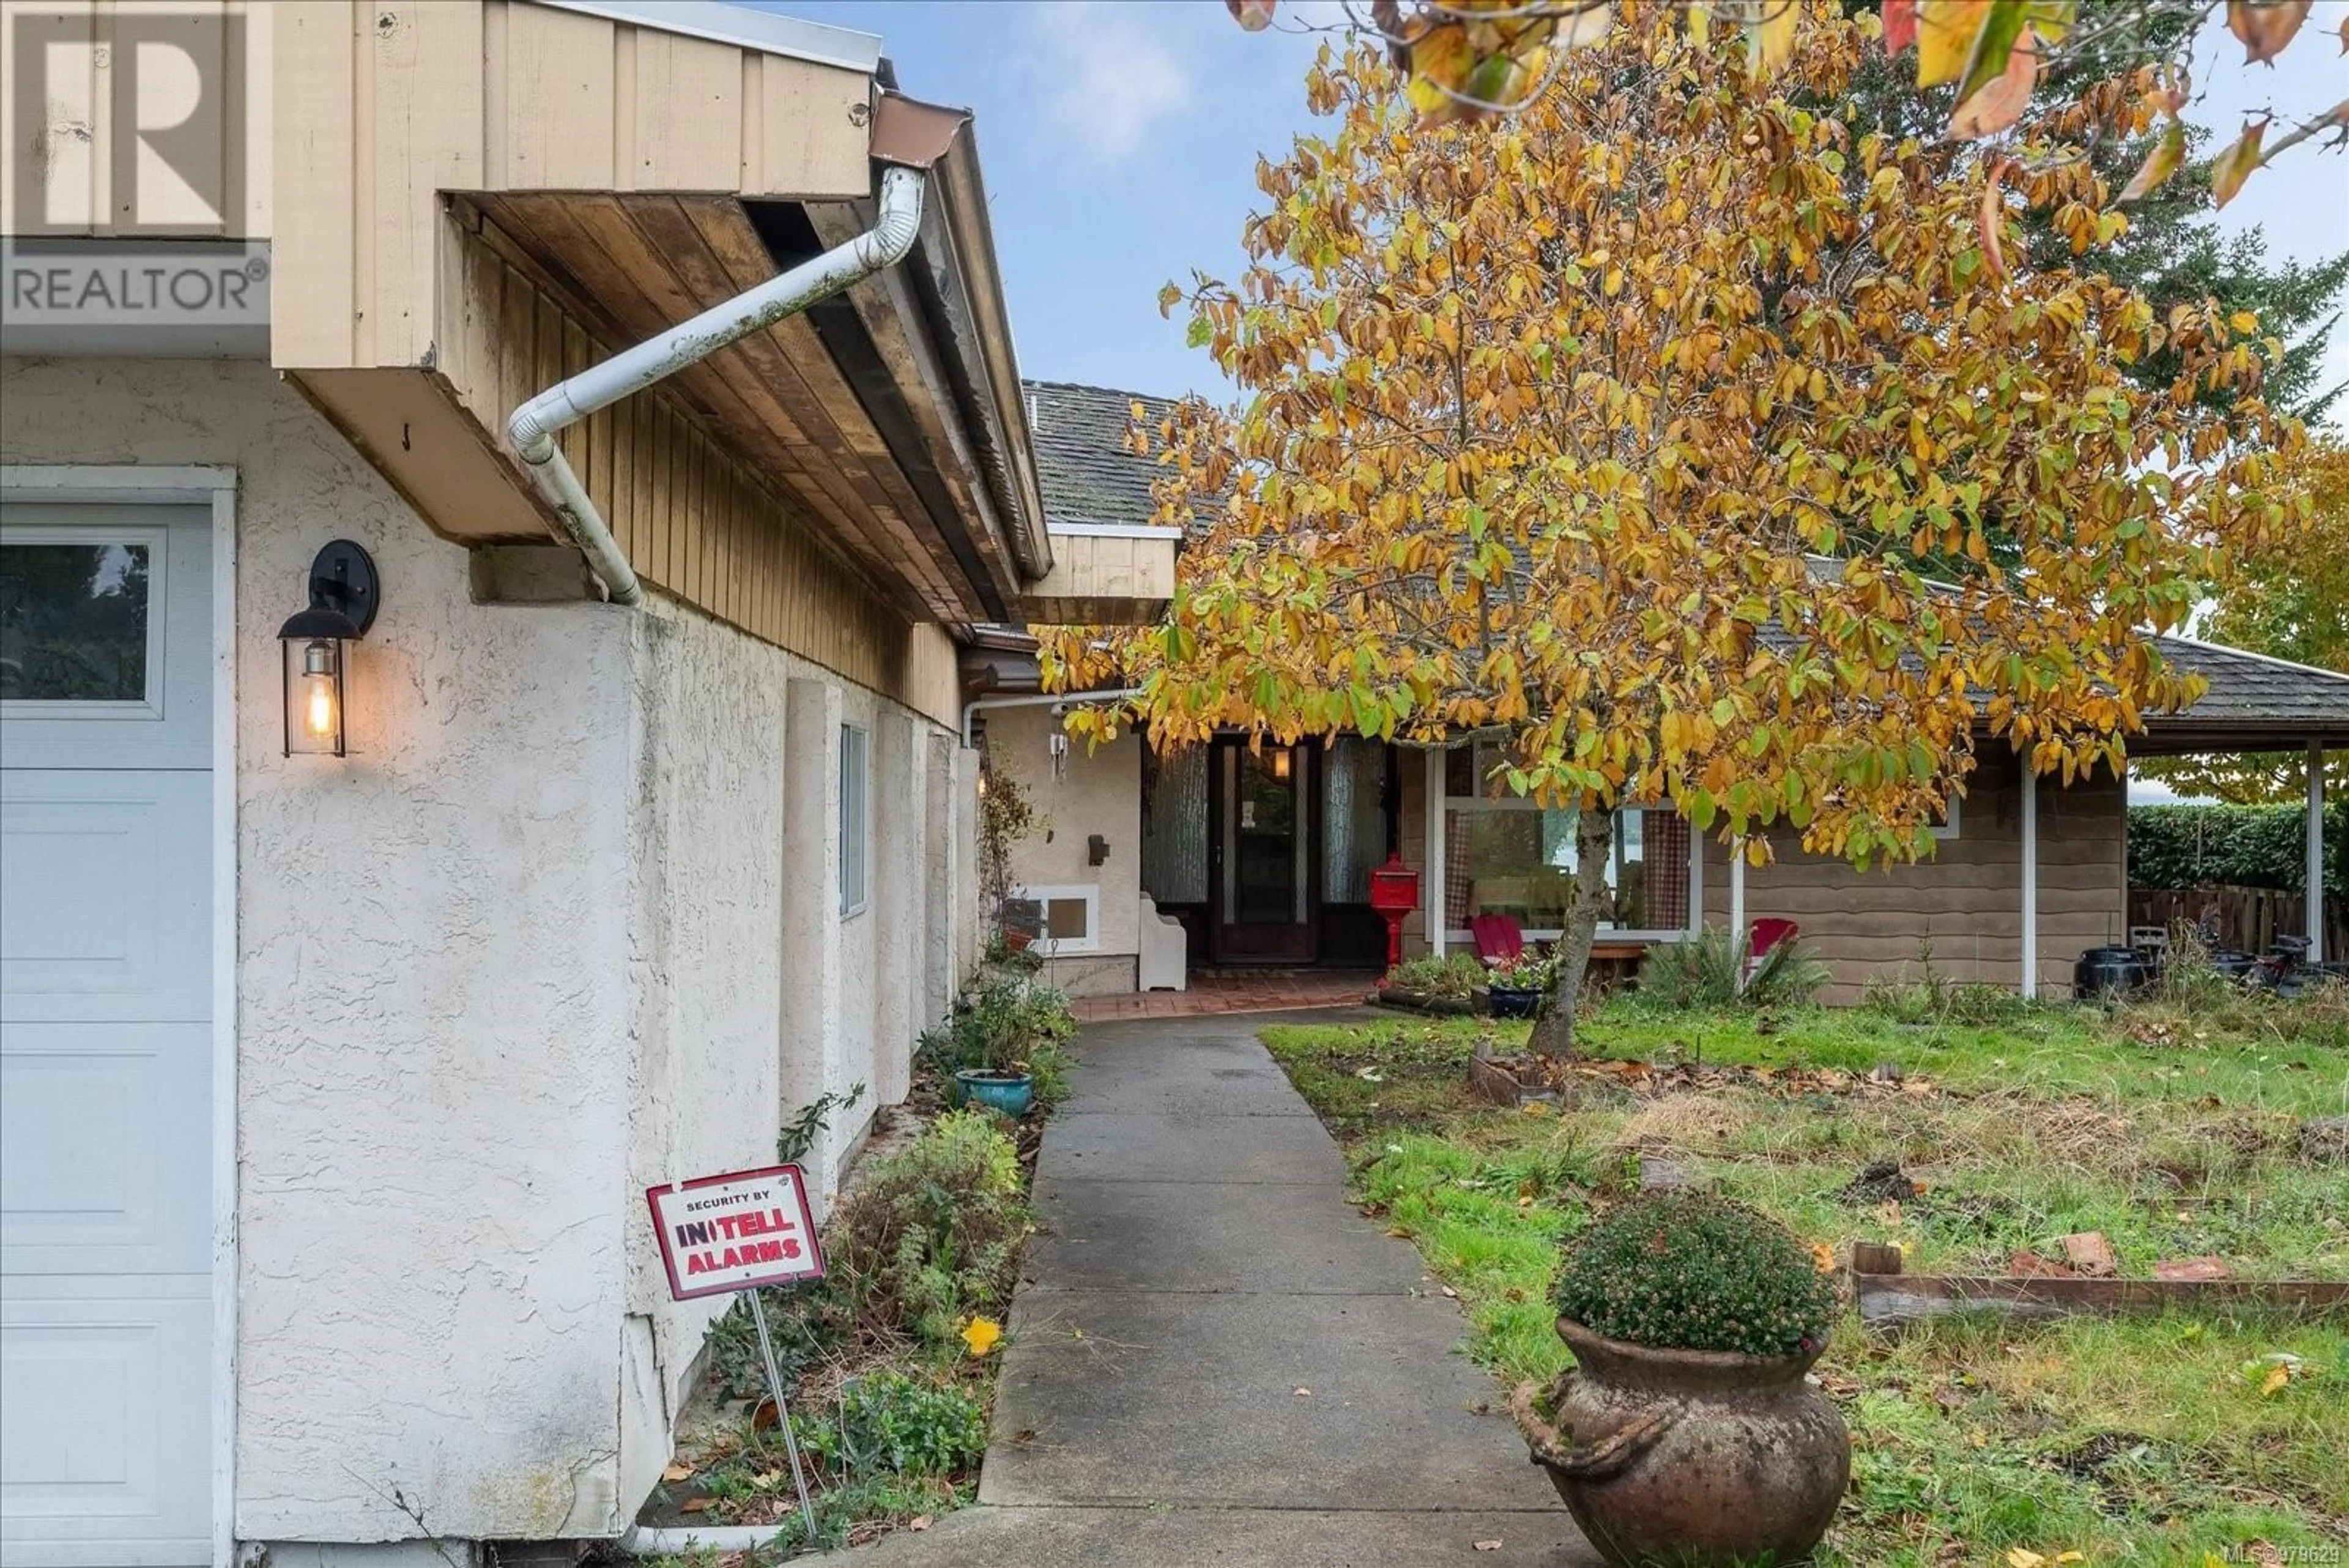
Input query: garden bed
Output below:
<box><xmin>633</xmin><ymin>960</ymin><xmax>1073</xmax><ymax>1557</ymax></box>
<box><xmin>1258</xmin><ymin>993</ymin><xmax>2349</xmax><ymax>1565</ymax></box>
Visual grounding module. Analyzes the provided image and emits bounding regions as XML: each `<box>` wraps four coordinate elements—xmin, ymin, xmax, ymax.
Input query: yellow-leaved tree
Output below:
<box><xmin>1043</xmin><ymin>0</ymin><xmax>2301</xmax><ymax>1054</ymax></box>
<box><xmin>2156</xmin><ymin>435</ymin><xmax>2349</xmax><ymax>801</ymax></box>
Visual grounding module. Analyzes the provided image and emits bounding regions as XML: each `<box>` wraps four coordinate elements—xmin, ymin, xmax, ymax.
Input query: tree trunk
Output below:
<box><xmin>1528</xmin><ymin>803</ymin><xmax>1617</xmax><ymax>1061</ymax></box>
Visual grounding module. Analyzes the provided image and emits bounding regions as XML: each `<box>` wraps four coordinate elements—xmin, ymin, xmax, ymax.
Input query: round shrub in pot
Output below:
<box><xmin>1513</xmin><ymin>1192</ymin><xmax>1849</xmax><ymax>1567</ymax></box>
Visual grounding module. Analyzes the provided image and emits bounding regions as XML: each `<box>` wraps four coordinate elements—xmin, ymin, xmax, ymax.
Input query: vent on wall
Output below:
<box><xmin>1015</xmin><ymin>884</ymin><xmax>1100</xmax><ymax>955</ymax></box>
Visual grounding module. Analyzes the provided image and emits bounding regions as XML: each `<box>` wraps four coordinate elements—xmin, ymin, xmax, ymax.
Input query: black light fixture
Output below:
<box><xmin>278</xmin><ymin>540</ymin><xmax>379</xmax><ymax>757</ymax></box>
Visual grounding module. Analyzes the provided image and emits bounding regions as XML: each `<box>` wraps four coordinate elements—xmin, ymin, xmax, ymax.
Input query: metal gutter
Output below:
<box><xmin>961</xmin><ymin>688</ymin><xmax>1140</xmax><ymax>749</ymax></box>
<box><xmin>530</xmin><ymin>0</ymin><xmax>881</xmax><ymax>72</ymax></box>
<box><xmin>505</xmin><ymin>166</ymin><xmax>927</xmax><ymax>605</ymax></box>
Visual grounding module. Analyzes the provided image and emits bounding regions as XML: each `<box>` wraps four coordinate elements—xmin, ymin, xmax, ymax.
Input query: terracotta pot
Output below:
<box><xmin>1516</xmin><ymin>1318</ymin><xmax>1849</xmax><ymax>1567</ymax></box>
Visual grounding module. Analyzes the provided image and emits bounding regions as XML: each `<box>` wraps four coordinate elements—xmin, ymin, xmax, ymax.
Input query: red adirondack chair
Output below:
<box><xmin>1749</xmin><ymin>918</ymin><xmax>1798</xmax><ymax>960</ymax></box>
<box><xmin>1470</xmin><ymin>914</ymin><xmax>1526</xmax><ymax>968</ymax></box>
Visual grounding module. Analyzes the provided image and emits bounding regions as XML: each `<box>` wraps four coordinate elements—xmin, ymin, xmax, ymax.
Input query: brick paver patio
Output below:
<box><xmin>1069</xmin><ymin>969</ymin><xmax>1381</xmax><ymax>1022</ymax></box>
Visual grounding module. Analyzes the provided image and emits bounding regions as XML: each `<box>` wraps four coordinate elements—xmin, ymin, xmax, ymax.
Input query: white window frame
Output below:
<box><xmin>1015</xmin><ymin>882</ymin><xmax>1102</xmax><ymax>956</ymax></box>
<box><xmin>1438</xmin><ymin>741</ymin><xmax>1697</xmax><ymax>946</ymax></box>
<box><xmin>839</xmin><ymin>721</ymin><xmax>870</xmax><ymax>917</ymax></box>
<box><xmin>1931</xmin><ymin>794</ymin><xmax>1962</xmax><ymax>841</ymax></box>
<box><xmin>0</xmin><ymin>521</ymin><xmax>171</xmax><ymax>720</ymax></box>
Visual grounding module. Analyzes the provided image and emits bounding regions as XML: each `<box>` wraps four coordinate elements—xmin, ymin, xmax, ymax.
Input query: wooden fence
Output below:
<box><xmin>2126</xmin><ymin>885</ymin><xmax>2349</xmax><ymax>956</ymax></box>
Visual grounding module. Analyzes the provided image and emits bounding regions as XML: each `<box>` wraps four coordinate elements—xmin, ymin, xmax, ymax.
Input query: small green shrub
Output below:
<box><xmin>827</xmin><ymin>1109</ymin><xmax>1028</xmax><ymax>1346</ymax></box>
<box><xmin>1384</xmin><ymin>952</ymin><xmax>1489</xmax><ymax>999</ymax></box>
<box><xmin>1636</xmin><ymin>925</ymin><xmax>1830</xmax><ymax>1009</ymax></box>
<box><xmin>1862</xmin><ymin>943</ymin><xmax>2030</xmax><ymax>1027</ymax></box>
<box><xmin>918</xmin><ymin>970</ymin><xmax>1075</xmax><ymax>1080</ymax></box>
<box><xmin>1553</xmin><ymin>1191</ymin><xmax>1838</xmax><ymax>1358</ymax></box>
<box><xmin>791</xmin><ymin>1371</ymin><xmax>989</xmax><ymax>1480</ymax></box>
<box><xmin>1486</xmin><ymin>953</ymin><xmax>1556</xmax><ymax>991</ymax></box>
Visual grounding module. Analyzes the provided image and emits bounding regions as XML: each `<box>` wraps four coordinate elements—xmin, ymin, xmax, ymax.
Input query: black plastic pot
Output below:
<box><xmin>1486</xmin><ymin>984</ymin><xmax>1544</xmax><ymax>1019</ymax></box>
<box><xmin>2074</xmin><ymin>946</ymin><xmax>2150</xmax><ymax>1000</ymax></box>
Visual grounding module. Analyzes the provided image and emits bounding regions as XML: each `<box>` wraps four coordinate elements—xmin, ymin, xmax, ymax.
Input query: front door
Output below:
<box><xmin>1209</xmin><ymin>738</ymin><xmax>1318</xmax><ymax>964</ymax></box>
<box><xmin>1</xmin><ymin>501</ymin><xmax>215</xmax><ymax>1566</ymax></box>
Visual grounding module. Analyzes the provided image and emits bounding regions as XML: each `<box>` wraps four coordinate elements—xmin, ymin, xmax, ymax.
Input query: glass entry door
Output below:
<box><xmin>1209</xmin><ymin>738</ymin><xmax>1318</xmax><ymax>963</ymax></box>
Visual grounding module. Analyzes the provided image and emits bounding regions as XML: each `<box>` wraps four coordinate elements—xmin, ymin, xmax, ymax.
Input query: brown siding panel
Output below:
<box><xmin>1700</xmin><ymin>749</ymin><xmax>2125</xmax><ymax>1001</ymax></box>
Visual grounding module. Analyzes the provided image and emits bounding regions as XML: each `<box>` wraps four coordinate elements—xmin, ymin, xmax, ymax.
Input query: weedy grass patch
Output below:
<box><xmin>1262</xmin><ymin>995</ymin><xmax>2349</xmax><ymax>1564</ymax></box>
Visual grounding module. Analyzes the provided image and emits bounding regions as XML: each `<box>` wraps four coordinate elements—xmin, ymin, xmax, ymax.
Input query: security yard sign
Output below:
<box><xmin>647</xmin><ymin>1163</ymin><xmax>825</xmax><ymax>1300</ymax></box>
<box><xmin>646</xmin><ymin>1162</ymin><xmax>826</xmax><ymax>1533</ymax></box>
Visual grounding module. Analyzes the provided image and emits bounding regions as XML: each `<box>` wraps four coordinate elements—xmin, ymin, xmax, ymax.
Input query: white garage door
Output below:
<box><xmin>1</xmin><ymin>502</ymin><xmax>214</xmax><ymax>1567</ymax></box>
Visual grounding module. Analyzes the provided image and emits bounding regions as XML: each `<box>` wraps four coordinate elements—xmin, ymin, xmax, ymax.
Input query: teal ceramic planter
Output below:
<box><xmin>955</xmin><ymin>1069</ymin><xmax>1034</xmax><ymax>1117</ymax></box>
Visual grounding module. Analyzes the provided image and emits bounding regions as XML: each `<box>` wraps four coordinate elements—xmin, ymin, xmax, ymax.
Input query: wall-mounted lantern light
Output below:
<box><xmin>278</xmin><ymin>540</ymin><xmax>379</xmax><ymax>757</ymax></box>
<box><xmin>1270</xmin><ymin>746</ymin><xmax>1293</xmax><ymax>782</ymax></box>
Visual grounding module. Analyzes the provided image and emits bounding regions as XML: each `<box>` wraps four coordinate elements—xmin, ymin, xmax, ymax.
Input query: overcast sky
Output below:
<box><xmin>762</xmin><ymin>0</ymin><xmax>2345</xmax><ymax>410</ymax></box>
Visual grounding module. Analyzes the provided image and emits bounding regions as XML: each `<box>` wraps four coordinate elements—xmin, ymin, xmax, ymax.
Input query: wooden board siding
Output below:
<box><xmin>0</xmin><ymin>0</ymin><xmax>273</xmax><ymax>239</ymax></box>
<box><xmin>270</xmin><ymin>0</ymin><xmax>870</xmax><ymax>372</ymax></box>
<box><xmin>1027</xmin><ymin>529</ymin><xmax>1179</xmax><ymax>625</ymax></box>
<box><xmin>1701</xmin><ymin>748</ymin><xmax>2127</xmax><ymax>1001</ymax></box>
<box><xmin>294</xmin><ymin>212</ymin><xmax>959</xmax><ymax>729</ymax></box>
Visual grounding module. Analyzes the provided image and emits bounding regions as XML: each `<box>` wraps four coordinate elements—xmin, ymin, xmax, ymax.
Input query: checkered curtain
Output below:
<box><xmin>1445</xmin><ymin>812</ymin><xmax>1474</xmax><ymax>931</ymax></box>
<box><xmin>1646</xmin><ymin>809</ymin><xmax>1691</xmax><ymax>929</ymax></box>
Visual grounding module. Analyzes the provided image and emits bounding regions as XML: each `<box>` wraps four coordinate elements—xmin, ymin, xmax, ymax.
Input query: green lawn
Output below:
<box><xmin>1261</xmin><ymin>998</ymin><xmax>2349</xmax><ymax>1566</ymax></box>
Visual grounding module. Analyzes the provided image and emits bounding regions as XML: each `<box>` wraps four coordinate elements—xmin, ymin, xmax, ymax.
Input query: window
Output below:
<box><xmin>1442</xmin><ymin>741</ymin><xmax>1693</xmax><ymax>940</ymax></box>
<box><xmin>839</xmin><ymin>723</ymin><xmax>870</xmax><ymax>916</ymax></box>
<box><xmin>0</xmin><ymin>529</ymin><xmax>165</xmax><ymax>710</ymax></box>
<box><xmin>1931</xmin><ymin>795</ymin><xmax>1961</xmax><ymax>841</ymax></box>
<box><xmin>1014</xmin><ymin>884</ymin><xmax>1100</xmax><ymax>956</ymax></box>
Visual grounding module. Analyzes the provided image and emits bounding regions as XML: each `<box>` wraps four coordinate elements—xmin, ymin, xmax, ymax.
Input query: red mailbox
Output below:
<box><xmin>1367</xmin><ymin>851</ymin><xmax>1421</xmax><ymax>969</ymax></box>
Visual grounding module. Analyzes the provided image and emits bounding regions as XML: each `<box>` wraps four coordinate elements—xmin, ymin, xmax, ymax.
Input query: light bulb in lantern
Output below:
<box><xmin>300</xmin><ymin>640</ymin><xmax>340</xmax><ymax>739</ymax></box>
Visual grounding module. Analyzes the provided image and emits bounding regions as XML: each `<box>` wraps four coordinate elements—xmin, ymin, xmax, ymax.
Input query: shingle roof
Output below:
<box><xmin>2151</xmin><ymin>636</ymin><xmax>2349</xmax><ymax>735</ymax></box>
<box><xmin>1023</xmin><ymin>380</ymin><xmax>1182</xmax><ymax>528</ymax></box>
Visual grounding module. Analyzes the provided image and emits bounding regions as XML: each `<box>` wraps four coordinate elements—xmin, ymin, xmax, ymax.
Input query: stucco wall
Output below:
<box><xmin>987</xmin><ymin>704</ymin><xmax>1142</xmax><ymax>995</ymax></box>
<box><xmin>0</xmin><ymin>354</ymin><xmax>967</xmax><ymax>1547</ymax></box>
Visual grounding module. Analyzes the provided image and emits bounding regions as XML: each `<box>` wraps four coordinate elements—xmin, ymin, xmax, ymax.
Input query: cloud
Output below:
<box><xmin>1030</xmin><ymin>1</ymin><xmax>1193</xmax><ymax>163</ymax></box>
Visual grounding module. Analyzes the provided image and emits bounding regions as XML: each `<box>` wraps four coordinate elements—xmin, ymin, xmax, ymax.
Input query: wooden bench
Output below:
<box><xmin>1586</xmin><ymin>940</ymin><xmax>1647</xmax><ymax>992</ymax></box>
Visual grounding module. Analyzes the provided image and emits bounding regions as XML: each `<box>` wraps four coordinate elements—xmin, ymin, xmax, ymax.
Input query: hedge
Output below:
<box><xmin>2127</xmin><ymin>803</ymin><xmax>2349</xmax><ymax>899</ymax></box>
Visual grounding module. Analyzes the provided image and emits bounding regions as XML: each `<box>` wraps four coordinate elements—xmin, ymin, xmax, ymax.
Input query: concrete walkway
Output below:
<box><xmin>811</xmin><ymin>1013</ymin><xmax>1601</xmax><ymax>1567</ymax></box>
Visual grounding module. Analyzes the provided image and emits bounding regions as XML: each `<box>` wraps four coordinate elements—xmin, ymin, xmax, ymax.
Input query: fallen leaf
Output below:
<box><xmin>661</xmin><ymin>1462</ymin><xmax>694</xmax><ymax>1484</ymax></box>
<box><xmin>1441</xmin><ymin>1284</ymin><xmax>1460</xmax><ymax>1298</ymax></box>
<box><xmin>680</xmin><ymin>1497</ymin><xmax>712</xmax><ymax>1515</ymax></box>
<box><xmin>1294</xmin><ymin>1386</ymin><xmax>1312</xmax><ymax>1397</ymax></box>
<box><xmin>1809</xmin><ymin>1241</ymin><xmax>1838</xmax><ymax>1273</ymax></box>
<box><xmin>2060</xmin><ymin>1231</ymin><xmax>2117</xmax><ymax>1278</ymax></box>
<box><xmin>1473</xmin><ymin>1542</ymin><xmax>1504</xmax><ymax>1553</ymax></box>
<box><xmin>2260</xmin><ymin>1364</ymin><xmax>2291</xmax><ymax>1396</ymax></box>
<box><xmin>2006</xmin><ymin>1550</ymin><xmax>2045</xmax><ymax>1568</ymax></box>
<box><xmin>962</xmin><ymin>1316</ymin><xmax>1004</xmax><ymax>1358</ymax></box>
<box><xmin>910</xmin><ymin>1515</ymin><xmax>934</xmax><ymax>1532</ymax></box>
<box><xmin>2010</xmin><ymin>1249</ymin><xmax>2077</xmax><ymax>1279</ymax></box>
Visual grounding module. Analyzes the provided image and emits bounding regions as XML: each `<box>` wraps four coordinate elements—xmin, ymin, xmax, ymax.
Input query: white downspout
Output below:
<box><xmin>2308</xmin><ymin>741</ymin><xmax>2325</xmax><ymax>962</ymax></box>
<box><xmin>506</xmin><ymin>165</ymin><xmax>929</xmax><ymax>605</ymax></box>
<box><xmin>960</xmin><ymin>688</ymin><xmax>1141</xmax><ymax>749</ymax></box>
<box><xmin>2021</xmin><ymin>764</ymin><xmax>2039</xmax><ymax>998</ymax></box>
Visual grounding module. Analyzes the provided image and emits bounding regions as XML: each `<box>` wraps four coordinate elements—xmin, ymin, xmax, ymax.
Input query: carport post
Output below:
<box><xmin>2308</xmin><ymin>742</ymin><xmax>2325</xmax><ymax>962</ymax></box>
<box><xmin>2021</xmin><ymin>764</ymin><xmax>2038</xmax><ymax>999</ymax></box>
